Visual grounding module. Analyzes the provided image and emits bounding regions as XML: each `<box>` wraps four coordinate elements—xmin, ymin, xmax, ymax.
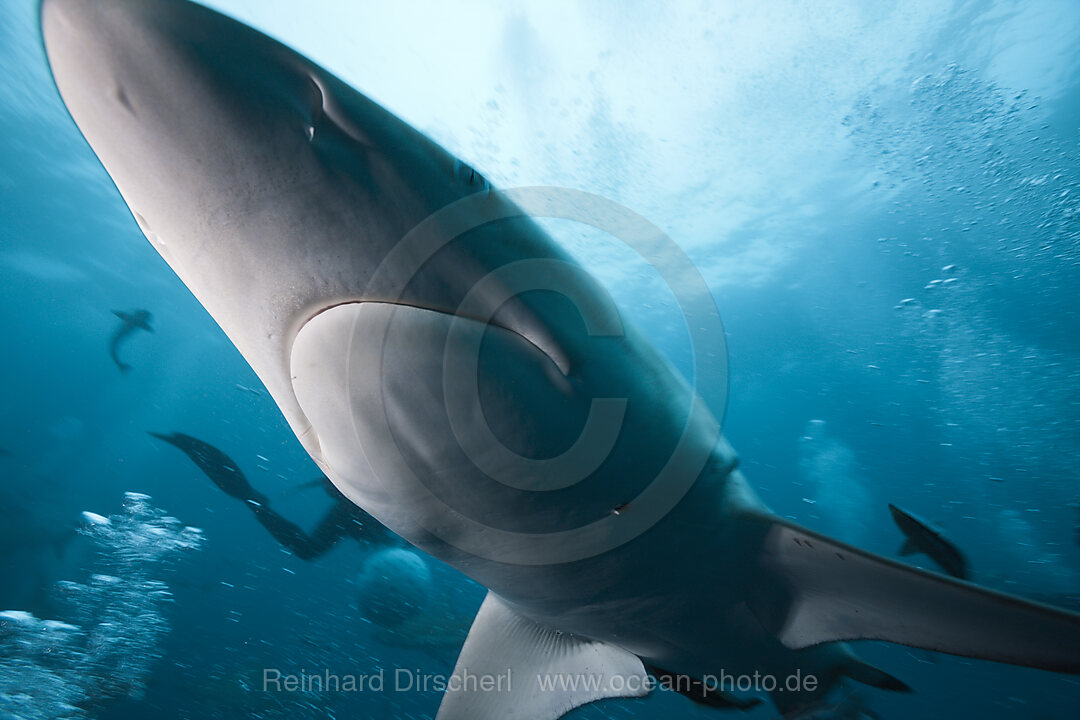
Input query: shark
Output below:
<box><xmin>109</xmin><ymin>308</ymin><xmax>153</xmax><ymax>374</ymax></box>
<box><xmin>41</xmin><ymin>0</ymin><xmax>1080</xmax><ymax>717</ymax></box>
<box><xmin>888</xmin><ymin>503</ymin><xmax>969</xmax><ymax>580</ymax></box>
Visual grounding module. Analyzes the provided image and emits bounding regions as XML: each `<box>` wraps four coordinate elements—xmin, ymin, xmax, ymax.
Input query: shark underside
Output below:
<box><xmin>40</xmin><ymin>1</ymin><xmax>1080</xmax><ymax>718</ymax></box>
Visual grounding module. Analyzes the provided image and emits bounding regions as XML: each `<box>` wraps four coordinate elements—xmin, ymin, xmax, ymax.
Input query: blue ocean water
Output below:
<box><xmin>1</xmin><ymin>1</ymin><xmax>1079</xmax><ymax>718</ymax></box>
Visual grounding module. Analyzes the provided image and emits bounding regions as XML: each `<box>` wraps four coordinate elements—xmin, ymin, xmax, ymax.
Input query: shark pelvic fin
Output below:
<box><xmin>838</xmin><ymin>654</ymin><xmax>911</xmax><ymax>692</ymax></box>
<box><xmin>435</xmin><ymin>593</ymin><xmax>648</xmax><ymax>720</ymax></box>
<box><xmin>644</xmin><ymin>664</ymin><xmax>761</xmax><ymax>710</ymax></box>
<box><xmin>747</xmin><ymin>514</ymin><xmax>1080</xmax><ymax>674</ymax></box>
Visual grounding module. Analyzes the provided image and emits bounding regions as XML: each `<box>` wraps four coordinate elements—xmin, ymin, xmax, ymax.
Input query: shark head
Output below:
<box><xmin>40</xmin><ymin>0</ymin><xmax>516</xmax><ymax>382</ymax></box>
<box><xmin>43</xmin><ymin>0</ymin><xmax>723</xmax><ymax>566</ymax></box>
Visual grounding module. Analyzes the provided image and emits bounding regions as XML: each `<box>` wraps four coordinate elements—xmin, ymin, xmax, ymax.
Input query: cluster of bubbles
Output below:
<box><xmin>846</xmin><ymin>61</ymin><xmax>1080</xmax><ymax>583</ymax></box>
<box><xmin>155</xmin><ymin>544</ymin><xmax>480</xmax><ymax>720</ymax></box>
<box><xmin>892</xmin><ymin>262</ymin><xmax>1080</xmax><ymax>596</ymax></box>
<box><xmin>845</xmin><ymin>63</ymin><xmax>1080</xmax><ymax>284</ymax></box>
<box><xmin>994</xmin><ymin>508</ymin><xmax>1077</xmax><ymax>597</ymax></box>
<box><xmin>848</xmin><ymin>62</ymin><xmax>1080</xmax><ymax>484</ymax></box>
<box><xmin>797</xmin><ymin>419</ymin><xmax>873</xmax><ymax>546</ymax></box>
<box><xmin>894</xmin><ymin>265</ymin><xmax>1080</xmax><ymax>487</ymax></box>
<box><xmin>355</xmin><ymin>548</ymin><xmax>433</xmax><ymax>631</ymax></box>
<box><xmin>0</xmin><ymin>492</ymin><xmax>203</xmax><ymax>720</ymax></box>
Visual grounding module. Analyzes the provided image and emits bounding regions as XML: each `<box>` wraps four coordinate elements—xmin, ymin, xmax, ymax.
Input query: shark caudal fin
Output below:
<box><xmin>746</xmin><ymin>513</ymin><xmax>1080</xmax><ymax>673</ymax></box>
<box><xmin>436</xmin><ymin>593</ymin><xmax>648</xmax><ymax>720</ymax></box>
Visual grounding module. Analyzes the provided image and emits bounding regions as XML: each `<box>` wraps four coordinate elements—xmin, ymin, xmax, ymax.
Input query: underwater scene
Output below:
<box><xmin>2</xmin><ymin>0</ymin><xmax>1080</xmax><ymax>718</ymax></box>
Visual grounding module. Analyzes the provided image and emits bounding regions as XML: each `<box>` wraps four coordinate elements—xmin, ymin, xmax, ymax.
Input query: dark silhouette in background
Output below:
<box><xmin>109</xmin><ymin>309</ymin><xmax>153</xmax><ymax>374</ymax></box>
<box><xmin>1071</xmin><ymin>500</ymin><xmax>1080</xmax><ymax>549</ymax></box>
<box><xmin>888</xmin><ymin>503</ymin><xmax>969</xmax><ymax>579</ymax></box>
<box><xmin>149</xmin><ymin>431</ymin><xmax>396</xmax><ymax>559</ymax></box>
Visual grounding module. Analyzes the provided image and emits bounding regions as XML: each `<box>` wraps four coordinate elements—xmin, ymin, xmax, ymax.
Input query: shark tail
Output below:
<box><xmin>747</xmin><ymin>513</ymin><xmax>1080</xmax><ymax>674</ymax></box>
<box><xmin>765</xmin><ymin>640</ymin><xmax>909</xmax><ymax>717</ymax></box>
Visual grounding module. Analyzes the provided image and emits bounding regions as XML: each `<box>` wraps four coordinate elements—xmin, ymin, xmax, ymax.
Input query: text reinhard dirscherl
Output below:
<box><xmin>261</xmin><ymin>667</ymin><xmax>818</xmax><ymax>695</ymax></box>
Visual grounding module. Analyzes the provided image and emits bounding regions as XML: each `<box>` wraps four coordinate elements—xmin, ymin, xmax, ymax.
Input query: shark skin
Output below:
<box><xmin>41</xmin><ymin>1</ymin><xmax>1080</xmax><ymax>717</ymax></box>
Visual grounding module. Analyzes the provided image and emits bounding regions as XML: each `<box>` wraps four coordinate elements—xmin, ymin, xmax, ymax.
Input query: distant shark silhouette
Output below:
<box><xmin>109</xmin><ymin>308</ymin><xmax>152</xmax><ymax>374</ymax></box>
<box><xmin>149</xmin><ymin>431</ymin><xmax>394</xmax><ymax>559</ymax></box>
<box><xmin>44</xmin><ymin>1</ymin><xmax>1080</xmax><ymax>717</ymax></box>
<box><xmin>888</xmin><ymin>504</ymin><xmax>969</xmax><ymax>579</ymax></box>
<box><xmin>0</xmin><ymin>460</ymin><xmax>79</xmax><ymax>615</ymax></box>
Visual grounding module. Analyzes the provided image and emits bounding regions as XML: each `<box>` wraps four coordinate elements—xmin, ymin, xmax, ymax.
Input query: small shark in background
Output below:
<box><xmin>43</xmin><ymin>1</ymin><xmax>1080</xmax><ymax>717</ymax></box>
<box><xmin>888</xmin><ymin>504</ymin><xmax>969</xmax><ymax>579</ymax></box>
<box><xmin>0</xmin><ymin>460</ymin><xmax>79</xmax><ymax>616</ymax></box>
<box><xmin>109</xmin><ymin>308</ymin><xmax>153</xmax><ymax>374</ymax></box>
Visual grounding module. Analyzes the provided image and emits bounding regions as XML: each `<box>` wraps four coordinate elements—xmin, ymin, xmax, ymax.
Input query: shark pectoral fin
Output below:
<box><xmin>435</xmin><ymin>593</ymin><xmax>649</xmax><ymax>720</ymax></box>
<box><xmin>747</xmin><ymin>515</ymin><xmax>1080</xmax><ymax>673</ymax></box>
<box><xmin>898</xmin><ymin>538</ymin><xmax>919</xmax><ymax>556</ymax></box>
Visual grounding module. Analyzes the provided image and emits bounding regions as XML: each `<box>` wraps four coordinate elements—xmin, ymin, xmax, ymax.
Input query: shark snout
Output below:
<box><xmin>42</xmin><ymin>0</ymin><xmax>187</xmax><ymax>106</ymax></box>
<box><xmin>42</xmin><ymin>0</ymin><xmax>141</xmax><ymax>117</ymax></box>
